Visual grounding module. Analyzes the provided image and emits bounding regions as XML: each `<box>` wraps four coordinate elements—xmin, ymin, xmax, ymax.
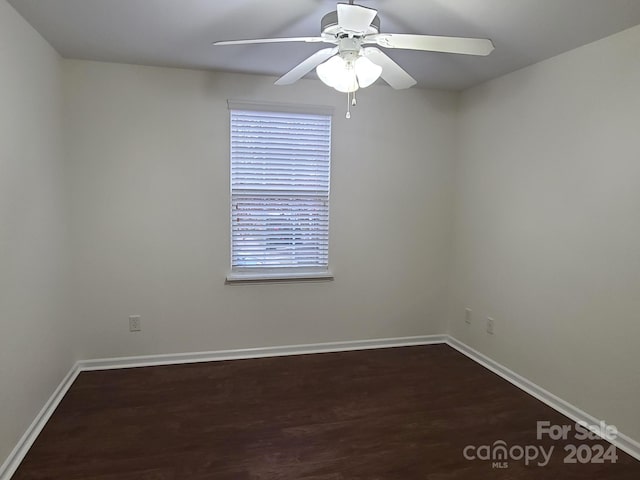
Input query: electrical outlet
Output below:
<box><xmin>465</xmin><ymin>308</ymin><xmax>472</xmax><ymax>325</ymax></box>
<box><xmin>486</xmin><ymin>317</ymin><xmax>495</xmax><ymax>335</ymax></box>
<box><xmin>129</xmin><ymin>315</ymin><xmax>141</xmax><ymax>332</ymax></box>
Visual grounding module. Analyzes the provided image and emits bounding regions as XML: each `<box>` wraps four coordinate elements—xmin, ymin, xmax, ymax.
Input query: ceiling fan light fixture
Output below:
<box><xmin>316</xmin><ymin>53</ymin><xmax>382</xmax><ymax>92</ymax></box>
<box><xmin>316</xmin><ymin>56</ymin><xmax>359</xmax><ymax>93</ymax></box>
<box><xmin>215</xmin><ymin>2</ymin><xmax>493</xmax><ymax>118</ymax></box>
<box><xmin>215</xmin><ymin>2</ymin><xmax>496</xmax><ymax>93</ymax></box>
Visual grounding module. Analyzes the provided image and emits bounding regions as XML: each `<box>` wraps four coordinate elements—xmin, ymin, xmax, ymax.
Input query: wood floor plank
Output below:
<box><xmin>12</xmin><ymin>345</ymin><xmax>640</xmax><ymax>479</ymax></box>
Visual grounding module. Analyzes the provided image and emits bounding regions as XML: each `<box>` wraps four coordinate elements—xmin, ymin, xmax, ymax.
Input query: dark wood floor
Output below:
<box><xmin>13</xmin><ymin>344</ymin><xmax>640</xmax><ymax>479</ymax></box>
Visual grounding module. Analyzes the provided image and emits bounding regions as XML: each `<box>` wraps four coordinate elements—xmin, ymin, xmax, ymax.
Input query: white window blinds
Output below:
<box><xmin>230</xmin><ymin>108</ymin><xmax>332</xmax><ymax>273</ymax></box>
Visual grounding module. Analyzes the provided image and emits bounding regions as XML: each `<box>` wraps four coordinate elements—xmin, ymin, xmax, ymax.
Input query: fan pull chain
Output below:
<box><xmin>345</xmin><ymin>90</ymin><xmax>358</xmax><ymax>119</ymax></box>
<box><xmin>346</xmin><ymin>91</ymin><xmax>351</xmax><ymax>119</ymax></box>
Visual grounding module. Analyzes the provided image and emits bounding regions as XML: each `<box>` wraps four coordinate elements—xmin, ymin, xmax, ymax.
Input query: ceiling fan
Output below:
<box><xmin>214</xmin><ymin>1</ymin><xmax>494</xmax><ymax>116</ymax></box>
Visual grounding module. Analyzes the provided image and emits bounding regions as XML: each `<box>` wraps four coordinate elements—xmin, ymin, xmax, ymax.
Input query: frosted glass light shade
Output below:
<box><xmin>355</xmin><ymin>56</ymin><xmax>382</xmax><ymax>88</ymax></box>
<box><xmin>316</xmin><ymin>56</ymin><xmax>344</xmax><ymax>88</ymax></box>
<box><xmin>332</xmin><ymin>64</ymin><xmax>359</xmax><ymax>93</ymax></box>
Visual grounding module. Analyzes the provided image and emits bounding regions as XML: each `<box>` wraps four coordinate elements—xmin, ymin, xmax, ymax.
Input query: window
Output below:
<box><xmin>227</xmin><ymin>102</ymin><xmax>333</xmax><ymax>282</ymax></box>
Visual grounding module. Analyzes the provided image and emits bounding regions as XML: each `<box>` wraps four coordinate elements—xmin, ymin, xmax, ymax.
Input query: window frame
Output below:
<box><xmin>226</xmin><ymin>100</ymin><xmax>334</xmax><ymax>284</ymax></box>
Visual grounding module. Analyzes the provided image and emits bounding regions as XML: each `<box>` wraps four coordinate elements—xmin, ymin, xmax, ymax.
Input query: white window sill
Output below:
<box><xmin>226</xmin><ymin>270</ymin><xmax>334</xmax><ymax>284</ymax></box>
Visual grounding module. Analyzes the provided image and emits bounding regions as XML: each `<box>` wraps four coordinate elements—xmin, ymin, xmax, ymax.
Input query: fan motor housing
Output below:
<box><xmin>321</xmin><ymin>11</ymin><xmax>380</xmax><ymax>37</ymax></box>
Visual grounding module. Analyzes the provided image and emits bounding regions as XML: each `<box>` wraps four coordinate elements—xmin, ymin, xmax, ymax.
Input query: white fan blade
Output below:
<box><xmin>336</xmin><ymin>3</ymin><xmax>377</xmax><ymax>33</ymax></box>
<box><xmin>363</xmin><ymin>47</ymin><xmax>416</xmax><ymax>89</ymax></box>
<box><xmin>365</xmin><ymin>33</ymin><xmax>495</xmax><ymax>56</ymax></box>
<box><xmin>275</xmin><ymin>48</ymin><xmax>339</xmax><ymax>86</ymax></box>
<box><xmin>214</xmin><ymin>37</ymin><xmax>326</xmax><ymax>46</ymax></box>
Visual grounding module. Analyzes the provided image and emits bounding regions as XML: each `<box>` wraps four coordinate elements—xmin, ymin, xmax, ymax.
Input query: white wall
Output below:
<box><xmin>0</xmin><ymin>0</ymin><xmax>72</xmax><ymax>466</ymax></box>
<box><xmin>63</xmin><ymin>60</ymin><xmax>457</xmax><ymax>359</ymax></box>
<box><xmin>450</xmin><ymin>25</ymin><xmax>640</xmax><ymax>440</ymax></box>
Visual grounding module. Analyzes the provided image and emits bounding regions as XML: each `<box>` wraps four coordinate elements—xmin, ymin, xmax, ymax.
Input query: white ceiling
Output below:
<box><xmin>9</xmin><ymin>0</ymin><xmax>640</xmax><ymax>90</ymax></box>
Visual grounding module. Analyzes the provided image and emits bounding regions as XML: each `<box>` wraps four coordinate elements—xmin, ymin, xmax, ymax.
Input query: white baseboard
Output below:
<box><xmin>2</xmin><ymin>334</ymin><xmax>638</xmax><ymax>479</ymax></box>
<box><xmin>78</xmin><ymin>335</ymin><xmax>448</xmax><ymax>371</ymax></box>
<box><xmin>446</xmin><ymin>336</ymin><xmax>640</xmax><ymax>462</ymax></box>
<box><xmin>0</xmin><ymin>364</ymin><xmax>82</xmax><ymax>480</ymax></box>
